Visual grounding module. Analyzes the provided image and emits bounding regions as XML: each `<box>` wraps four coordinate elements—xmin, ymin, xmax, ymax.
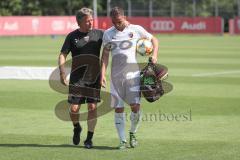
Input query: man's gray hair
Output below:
<box><xmin>76</xmin><ymin>7</ymin><xmax>93</xmax><ymax>24</ymax></box>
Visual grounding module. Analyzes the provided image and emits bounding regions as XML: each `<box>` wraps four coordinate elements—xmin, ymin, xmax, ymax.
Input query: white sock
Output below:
<box><xmin>130</xmin><ymin>111</ymin><xmax>141</xmax><ymax>133</ymax></box>
<box><xmin>115</xmin><ymin>112</ymin><xmax>126</xmax><ymax>142</ymax></box>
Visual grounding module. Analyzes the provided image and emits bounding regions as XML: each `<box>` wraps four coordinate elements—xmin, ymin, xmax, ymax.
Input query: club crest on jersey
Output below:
<box><xmin>74</xmin><ymin>38</ymin><xmax>80</xmax><ymax>44</ymax></box>
<box><xmin>83</xmin><ymin>36</ymin><xmax>90</xmax><ymax>42</ymax></box>
<box><xmin>128</xmin><ymin>32</ymin><xmax>133</xmax><ymax>38</ymax></box>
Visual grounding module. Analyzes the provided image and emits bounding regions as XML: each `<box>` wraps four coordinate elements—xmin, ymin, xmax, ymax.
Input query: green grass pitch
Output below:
<box><xmin>0</xmin><ymin>35</ymin><xmax>240</xmax><ymax>160</ymax></box>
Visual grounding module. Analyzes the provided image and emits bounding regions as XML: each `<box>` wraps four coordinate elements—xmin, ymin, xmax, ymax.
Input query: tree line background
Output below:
<box><xmin>0</xmin><ymin>0</ymin><xmax>239</xmax><ymax>20</ymax></box>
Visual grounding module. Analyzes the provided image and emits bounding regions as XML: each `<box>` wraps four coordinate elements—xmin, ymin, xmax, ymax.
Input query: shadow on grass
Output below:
<box><xmin>0</xmin><ymin>144</ymin><xmax>117</xmax><ymax>150</ymax></box>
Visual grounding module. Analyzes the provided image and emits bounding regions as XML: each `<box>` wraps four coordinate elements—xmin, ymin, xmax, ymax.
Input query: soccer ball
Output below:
<box><xmin>136</xmin><ymin>38</ymin><xmax>153</xmax><ymax>56</ymax></box>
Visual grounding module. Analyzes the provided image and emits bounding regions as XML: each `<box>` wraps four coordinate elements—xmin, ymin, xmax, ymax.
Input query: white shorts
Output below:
<box><xmin>110</xmin><ymin>73</ymin><xmax>141</xmax><ymax>108</ymax></box>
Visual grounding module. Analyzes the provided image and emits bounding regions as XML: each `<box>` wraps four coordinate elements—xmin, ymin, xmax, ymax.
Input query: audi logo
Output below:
<box><xmin>150</xmin><ymin>20</ymin><xmax>175</xmax><ymax>31</ymax></box>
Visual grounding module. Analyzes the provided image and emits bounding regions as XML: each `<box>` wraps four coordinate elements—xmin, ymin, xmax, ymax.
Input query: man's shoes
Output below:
<box><xmin>84</xmin><ymin>140</ymin><xmax>93</xmax><ymax>149</ymax></box>
<box><xmin>118</xmin><ymin>141</ymin><xmax>127</xmax><ymax>149</ymax></box>
<box><xmin>73</xmin><ymin>126</ymin><xmax>82</xmax><ymax>145</ymax></box>
<box><xmin>129</xmin><ymin>132</ymin><xmax>138</xmax><ymax>148</ymax></box>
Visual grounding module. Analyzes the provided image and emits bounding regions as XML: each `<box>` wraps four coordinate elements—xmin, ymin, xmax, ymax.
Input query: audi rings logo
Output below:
<box><xmin>150</xmin><ymin>20</ymin><xmax>175</xmax><ymax>31</ymax></box>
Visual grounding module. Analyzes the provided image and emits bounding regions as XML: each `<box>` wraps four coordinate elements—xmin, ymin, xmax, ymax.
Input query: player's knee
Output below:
<box><xmin>130</xmin><ymin>104</ymin><xmax>140</xmax><ymax>113</ymax></box>
<box><xmin>115</xmin><ymin>108</ymin><xmax>124</xmax><ymax>113</ymax></box>
<box><xmin>70</xmin><ymin>104</ymin><xmax>79</xmax><ymax>113</ymax></box>
<box><xmin>88</xmin><ymin>103</ymin><xmax>97</xmax><ymax>111</ymax></box>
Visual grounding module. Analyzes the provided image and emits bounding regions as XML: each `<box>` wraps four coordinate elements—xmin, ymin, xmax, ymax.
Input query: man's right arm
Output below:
<box><xmin>58</xmin><ymin>52</ymin><xmax>69</xmax><ymax>86</ymax></box>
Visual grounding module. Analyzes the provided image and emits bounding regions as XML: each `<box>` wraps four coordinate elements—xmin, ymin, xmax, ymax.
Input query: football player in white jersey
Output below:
<box><xmin>101</xmin><ymin>6</ymin><xmax>159</xmax><ymax>149</ymax></box>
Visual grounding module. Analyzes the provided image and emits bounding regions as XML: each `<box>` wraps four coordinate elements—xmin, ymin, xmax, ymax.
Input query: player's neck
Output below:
<box><xmin>116</xmin><ymin>21</ymin><xmax>130</xmax><ymax>32</ymax></box>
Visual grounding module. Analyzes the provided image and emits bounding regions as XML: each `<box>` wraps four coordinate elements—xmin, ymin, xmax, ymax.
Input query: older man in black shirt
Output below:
<box><xmin>58</xmin><ymin>7</ymin><xmax>103</xmax><ymax>149</ymax></box>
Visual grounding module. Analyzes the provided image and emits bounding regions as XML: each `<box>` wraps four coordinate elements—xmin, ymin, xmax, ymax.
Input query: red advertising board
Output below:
<box><xmin>0</xmin><ymin>16</ymin><xmax>77</xmax><ymax>36</ymax></box>
<box><xmin>234</xmin><ymin>17</ymin><xmax>240</xmax><ymax>34</ymax></box>
<box><xmin>229</xmin><ymin>17</ymin><xmax>240</xmax><ymax>34</ymax></box>
<box><xmin>229</xmin><ymin>19</ymin><xmax>235</xmax><ymax>35</ymax></box>
<box><xmin>0</xmin><ymin>16</ymin><xmax>223</xmax><ymax>36</ymax></box>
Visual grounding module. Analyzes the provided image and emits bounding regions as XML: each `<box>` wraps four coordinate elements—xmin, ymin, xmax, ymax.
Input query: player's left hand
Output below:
<box><xmin>151</xmin><ymin>56</ymin><xmax>157</xmax><ymax>63</ymax></box>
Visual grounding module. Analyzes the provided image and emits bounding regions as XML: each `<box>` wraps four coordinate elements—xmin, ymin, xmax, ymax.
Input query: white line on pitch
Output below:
<box><xmin>192</xmin><ymin>70</ymin><xmax>240</xmax><ymax>77</ymax></box>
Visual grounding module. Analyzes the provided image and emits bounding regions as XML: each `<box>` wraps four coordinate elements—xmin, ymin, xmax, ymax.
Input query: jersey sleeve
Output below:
<box><xmin>135</xmin><ymin>25</ymin><xmax>153</xmax><ymax>40</ymax></box>
<box><xmin>60</xmin><ymin>33</ymin><xmax>71</xmax><ymax>54</ymax></box>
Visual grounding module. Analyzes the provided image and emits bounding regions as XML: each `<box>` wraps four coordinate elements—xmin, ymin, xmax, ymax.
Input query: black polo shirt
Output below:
<box><xmin>61</xmin><ymin>29</ymin><xmax>103</xmax><ymax>86</ymax></box>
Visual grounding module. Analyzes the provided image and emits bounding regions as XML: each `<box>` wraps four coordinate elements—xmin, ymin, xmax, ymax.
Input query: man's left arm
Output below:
<box><xmin>151</xmin><ymin>36</ymin><xmax>159</xmax><ymax>63</ymax></box>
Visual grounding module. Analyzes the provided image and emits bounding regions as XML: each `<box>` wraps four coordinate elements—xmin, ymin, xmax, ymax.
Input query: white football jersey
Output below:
<box><xmin>103</xmin><ymin>24</ymin><xmax>153</xmax><ymax>65</ymax></box>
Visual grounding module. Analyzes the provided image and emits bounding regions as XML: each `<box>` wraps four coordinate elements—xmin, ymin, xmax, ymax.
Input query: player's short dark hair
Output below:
<box><xmin>76</xmin><ymin>7</ymin><xmax>93</xmax><ymax>24</ymax></box>
<box><xmin>110</xmin><ymin>6</ymin><xmax>125</xmax><ymax>18</ymax></box>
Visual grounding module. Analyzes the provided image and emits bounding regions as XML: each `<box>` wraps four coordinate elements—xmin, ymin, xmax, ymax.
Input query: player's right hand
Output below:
<box><xmin>60</xmin><ymin>73</ymin><xmax>69</xmax><ymax>86</ymax></box>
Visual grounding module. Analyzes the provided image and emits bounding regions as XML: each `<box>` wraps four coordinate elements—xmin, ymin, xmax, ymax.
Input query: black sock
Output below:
<box><xmin>73</xmin><ymin>122</ymin><xmax>81</xmax><ymax>129</ymax></box>
<box><xmin>86</xmin><ymin>131</ymin><xmax>94</xmax><ymax>141</ymax></box>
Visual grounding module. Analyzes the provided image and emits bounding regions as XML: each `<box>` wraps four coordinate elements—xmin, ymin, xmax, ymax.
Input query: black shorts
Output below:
<box><xmin>68</xmin><ymin>95</ymin><xmax>100</xmax><ymax>104</ymax></box>
<box><xmin>68</xmin><ymin>82</ymin><xmax>101</xmax><ymax>105</ymax></box>
<box><xmin>68</xmin><ymin>69</ymin><xmax>101</xmax><ymax>105</ymax></box>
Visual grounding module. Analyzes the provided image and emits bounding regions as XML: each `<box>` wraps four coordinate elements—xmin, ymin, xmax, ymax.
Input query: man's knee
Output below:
<box><xmin>130</xmin><ymin>104</ymin><xmax>140</xmax><ymax>113</ymax></box>
<box><xmin>115</xmin><ymin>107</ymin><xmax>124</xmax><ymax>113</ymax></box>
<box><xmin>88</xmin><ymin>103</ymin><xmax>97</xmax><ymax>111</ymax></box>
<box><xmin>70</xmin><ymin>104</ymin><xmax>80</xmax><ymax>113</ymax></box>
